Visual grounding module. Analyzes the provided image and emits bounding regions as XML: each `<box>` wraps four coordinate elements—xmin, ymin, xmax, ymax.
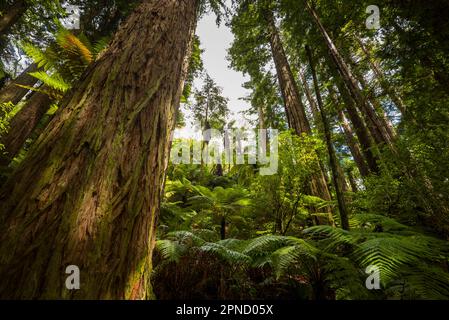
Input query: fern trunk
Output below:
<box><xmin>0</xmin><ymin>0</ymin><xmax>198</xmax><ymax>299</ymax></box>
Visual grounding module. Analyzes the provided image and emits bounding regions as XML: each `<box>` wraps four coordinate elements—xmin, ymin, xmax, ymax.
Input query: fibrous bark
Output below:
<box><xmin>0</xmin><ymin>88</ymin><xmax>52</xmax><ymax>167</ymax></box>
<box><xmin>0</xmin><ymin>0</ymin><xmax>198</xmax><ymax>299</ymax></box>
<box><xmin>0</xmin><ymin>63</ymin><xmax>38</xmax><ymax>105</ymax></box>
<box><xmin>266</xmin><ymin>11</ymin><xmax>333</xmax><ymax>224</ymax></box>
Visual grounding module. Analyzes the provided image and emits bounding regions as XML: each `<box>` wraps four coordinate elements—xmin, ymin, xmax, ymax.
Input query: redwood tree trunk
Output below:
<box><xmin>0</xmin><ymin>0</ymin><xmax>198</xmax><ymax>300</ymax></box>
<box><xmin>332</xmin><ymin>83</ymin><xmax>380</xmax><ymax>174</ymax></box>
<box><xmin>266</xmin><ymin>11</ymin><xmax>333</xmax><ymax>224</ymax></box>
<box><xmin>0</xmin><ymin>63</ymin><xmax>38</xmax><ymax>105</ymax></box>
<box><xmin>306</xmin><ymin>45</ymin><xmax>349</xmax><ymax>230</ymax></box>
<box><xmin>0</xmin><ymin>0</ymin><xmax>28</xmax><ymax>37</ymax></box>
<box><xmin>0</xmin><ymin>89</ymin><xmax>52</xmax><ymax>167</ymax></box>
<box><xmin>266</xmin><ymin>13</ymin><xmax>310</xmax><ymax>134</ymax></box>
<box><xmin>337</xmin><ymin>109</ymin><xmax>370</xmax><ymax>177</ymax></box>
<box><xmin>299</xmin><ymin>70</ymin><xmax>320</xmax><ymax>126</ymax></box>
<box><xmin>355</xmin><ymin>36</ymin><xmax>407</xmax><ymax>115</ymax></box>
<box><xmin>347</xmin><ymin>56</ymin><xmax>397</xmax><ymax>141</ymax></box>
<box><xmin>306</xmin><ymin>2</ymin><xmax>394</xmax><ymax>149</ymax></box>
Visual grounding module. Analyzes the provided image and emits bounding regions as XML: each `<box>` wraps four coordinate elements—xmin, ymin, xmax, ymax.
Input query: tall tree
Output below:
<box><xmin>0</xmin><ymin>0</ymin><xmax>199</xmax><ymax>299</ymax></box>
<box><xmin>305</xmin><ymin>45</ymin><xmax>349</xmax><ymax>230</ymax></box>
<box><xmin>265</xmin><ymin>10</ymin><xmax>333</xmax><ymax>221</ymax></box>
<box><xmin>331</xmin><ymin>81</ymin><xmax>380</xmax><ymax>175</ymax></box>
<box><xmin>355</xmin><ymin>36</ymin><xmax>406</xmax><ymax>116</ymax></box>
<box><xmin>304</xmin><ymin>1</ymin><xmax>394</xmax><ymax>150</ymax></box>
<box><xmin>336</xmin><ymin>108</ymin><xmax>370</xmax><ymax>178</ymax></box>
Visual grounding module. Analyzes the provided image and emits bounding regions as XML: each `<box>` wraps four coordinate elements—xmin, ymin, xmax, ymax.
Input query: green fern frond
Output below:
<box><xmin>198</xmin><ymin>242</ymin><xmax>251</xmax><ymax>265</ymax></box>
<box><xmin>403</xmin><ymin>265</ymin><xmax>449</xmax><ymax>299</ymax></box>
<box><xmin>271</xmin><ymin>244</ymin><xmax>317</xmax><ymax>279</ymax></box>
<box><xmin>92</xmin><ymin>37</ymin><xmax>110</xmax><ymax>57</ymax></box>
<box><xmin>350</xmin><ymin>214</ymin><xmax>412</xmax><ymax>233</ymax></box>
<box><xmin>304</xmin><ymin>225</ymin><xmax>359</xmax><ymax>250</ymax></box>
<box><xmin>21</xmin><ymin>43</ymin><xmax>56</xmax><ymax>70</ymax></box>
<box><xmin>29</xmin><ymin>71</ymin><xmax>71</xmax><ymax>93</ymax></box>
<box><xmin>320</xmin><ymin>254</ymin><xmax>371</xmax><ymax>300</ymax></box>
<box><xmin>155</xmin><ymin>239</ymin><xmax>186</xmax><ymax>263</ymax></box>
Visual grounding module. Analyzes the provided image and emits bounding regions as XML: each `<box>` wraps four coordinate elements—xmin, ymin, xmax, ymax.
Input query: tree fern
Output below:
<box><xmin>197</xmin><ymin>242</ymin><xmax>251</xmax><ymax>265</ymax></box>
<box><xmin>155</xmin><ymin>239</ymin><xmax>186</xmax><ymax>263</ymax></box>
<box><xmin>304</xmin><ymin>214</ymin><xmax>449</xmax><ymax>298</ymax></box>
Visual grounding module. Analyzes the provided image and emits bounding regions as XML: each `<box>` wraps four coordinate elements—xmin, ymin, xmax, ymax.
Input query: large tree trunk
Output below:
<box><xmin>306</xmin><ymin>45</ymin><xmax>349</xmax><ymax>230</ymax></box>
<box><xmin>0</xmin><ymin>0</ymin><xmax>198</xmax><ymax>300</ymax></box>
<box><xmin>0</xmin><ymin>89</ymin><xmax>52</xmax><ymax>168</ymax></box>
<box><xmin>266</xmin><ymin>12</ymin><xmax>333</xmax><ymax>224</ymax></box>
<box><xmin>266</xmin><ymin>13</ymin><xmax>310</xmax><ymax>134</ymax></box>
<box><xmin>0</xmin><ymin>0</ymin><xmax>28</xmax><ymax>37</ymax></box>
<box><xmin>305</xmin><ymin>2</ymin><xmax>394</xmax><ymax>149</ymax></box>
<box><xmin>0</xmin><ymin>63</ymin><xmax>38</xmax><ymax>105</ymax></box>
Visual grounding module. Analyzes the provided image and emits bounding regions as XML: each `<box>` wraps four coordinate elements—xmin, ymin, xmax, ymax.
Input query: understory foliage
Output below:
<box><xmin>0</xmin><ymin>0</ymin><xmax>448</xmax><ymax>301</ymax></box>
<box><xmin>154</xmin><ymin>213</ymin><xmax>449</xmax><ymax>300</ymax></box>
<box><xmin>154</xmin><ymin>131</ymin><xmax>449</xmax><ymax>300</ymax></box>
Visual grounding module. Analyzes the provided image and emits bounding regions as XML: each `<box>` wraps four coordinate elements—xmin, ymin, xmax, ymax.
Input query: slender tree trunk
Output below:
<box><xmin>257</xmin><ymin>104</ymin><xmax>266</xmax><ymax>130</ymax></box>
<box><xmin>337</xmin><ymin>109</ymin><xmax>370</xmax><ymax>177</ymax></box>
<box><xmin>0</xmin><ymin>0</ymin><xmax>199</xmax><ymax>299</ymax></box>
<box><xmin>266</xmin><ymin>11</ymin><xmax>333</xmax><ymax>225</ymax></box>
<box><xmin>355</xmin><ymin>36</ymin><xmax>407</xmax><ymax>115</ymax></box>
<box><xmin>0</xmin><ymin>89</ymin><xmax>52</xmax><ymax>167</ymax></box>
<box><xmin>299</xmin><ymin>70</ymin><xmax>320</xmax><ymax>126</ymax></box>
<box><xmin>335</xmin><ymin>157</ymin><xmax>349</xmax><ymax>192</ymax></box>
<box><xmin>298</xmin><ymin>71</ymin><xmax>331</xmax><ymax>188</ymax></box>
<box><xmin>0</xmin><ymin>63</ymin><xmax>38</xmax><ymax>105</ymax></box>
<box><xmin>305</xmin><ymin>2</ymin><xmax>394</xmax><ymax>149</ymax></box>
<box><xmin>331</xmin><ymin>84</ymin><xmax>380</xmax><ymax>174</ymax></box>
<box><xmin>0</xmin><ymin>0</ymin><xmax>28</xmax><ymax>37</ymax></box>
<box><xmin>347</xmin><ymin>56</ymin><xmax>397</xmax><ymax>141</ymax></box>
<box><xmin>306</xmin><ymin>45</ymin><xmax>349</xmax><ymax>230</ymax></box>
